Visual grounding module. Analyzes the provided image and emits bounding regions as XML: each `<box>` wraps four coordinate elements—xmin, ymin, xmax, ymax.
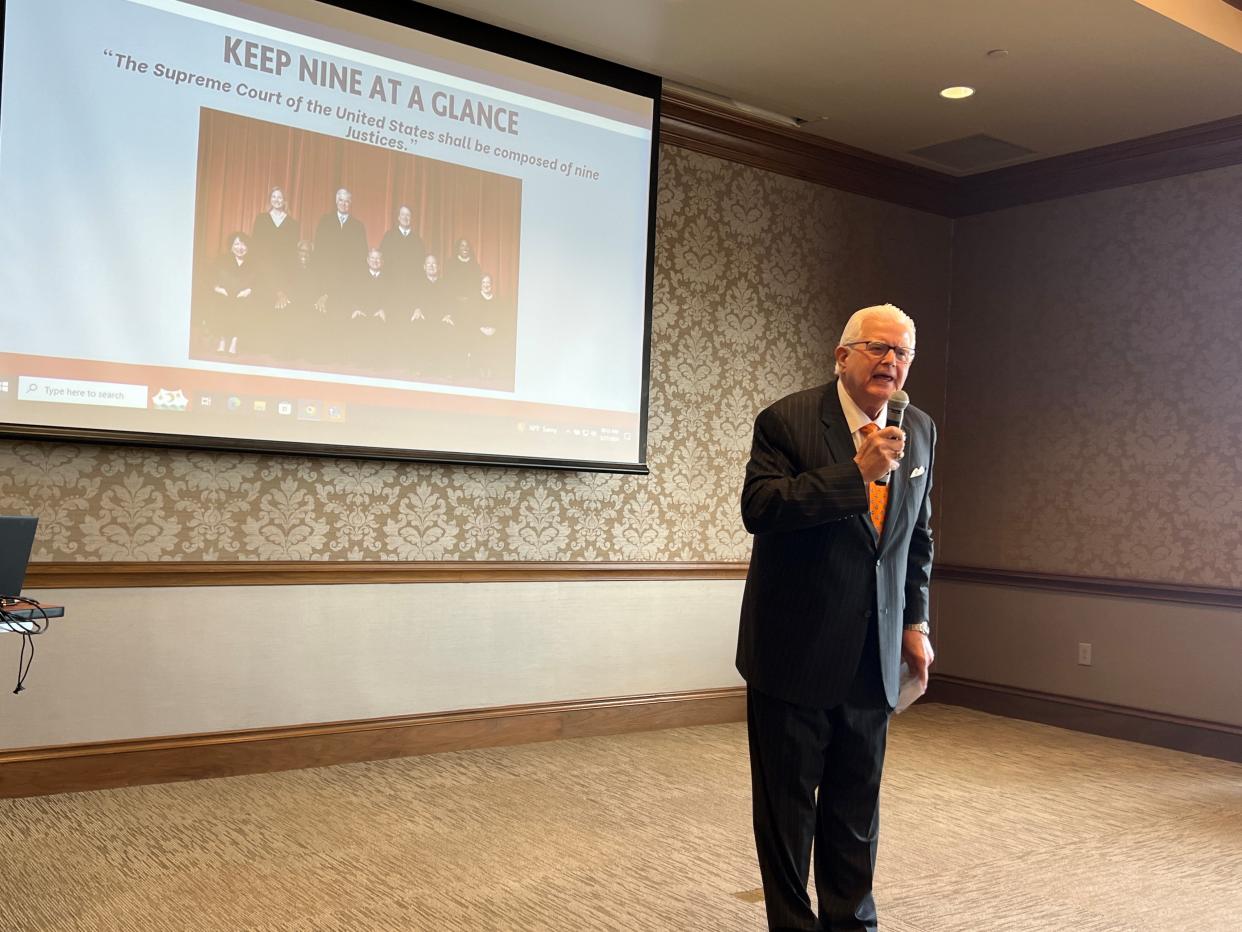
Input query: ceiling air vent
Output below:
<box><xmin>907</xmin><ymin>134</ymin><xmax>1037</xmax><ymax>172</ymax></box>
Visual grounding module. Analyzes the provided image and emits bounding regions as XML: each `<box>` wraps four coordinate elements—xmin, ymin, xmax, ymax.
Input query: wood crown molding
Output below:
<box><xmin>660</xmin><ymin>86</ymin><xmax>959</xmax><ymax>216</ymax></box>
<box><xmin>659</xmin><ymin>88</ymin><xmax>1242</xmax><ymax>217</ymax></box>
<box><xmin>0</xmin><ymin>686</ymin><xmax>746</xmax><ymax>798</ymax></box>
<box><xmin>955</xmin><ymin>112</ymin><xmax>1242</xmax><ymax>215</ymax></box>
<box><xmin>927</xmin><ymin>674</ymin><xmax>1242</xmax><ymax>763</ymax></box>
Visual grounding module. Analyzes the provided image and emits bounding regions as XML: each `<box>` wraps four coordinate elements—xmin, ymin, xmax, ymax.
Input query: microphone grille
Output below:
<box><xmin>888</xmin><ymin>389</ymin><xmax>910</xmax><ymax>412</ymax></box>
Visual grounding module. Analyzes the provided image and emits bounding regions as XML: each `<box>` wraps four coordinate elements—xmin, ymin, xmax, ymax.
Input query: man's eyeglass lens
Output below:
<box><xmin>851</xmin><ymin>341</ymin><xmax>914</xmax><ymax>363</ymax></box>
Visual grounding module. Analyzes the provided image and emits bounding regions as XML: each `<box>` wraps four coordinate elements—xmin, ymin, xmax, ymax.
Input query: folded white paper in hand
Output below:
<box><xmin>895</xmin><ymin>661</ymin><xmax>926</xmax><ymax>714</ymax></box>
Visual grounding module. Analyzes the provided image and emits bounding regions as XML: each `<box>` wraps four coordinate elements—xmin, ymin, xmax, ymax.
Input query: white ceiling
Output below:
<box><xmin>418</xmin><ymin>0</ymin><xmax>1242</xmax><ymax>175</ymax></box>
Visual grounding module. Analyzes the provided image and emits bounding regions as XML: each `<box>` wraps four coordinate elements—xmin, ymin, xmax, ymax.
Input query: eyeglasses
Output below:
<box><xmin>844</xmin><ymin>341</ymin><xmax>915</xmax><ymax>363</ymax></box>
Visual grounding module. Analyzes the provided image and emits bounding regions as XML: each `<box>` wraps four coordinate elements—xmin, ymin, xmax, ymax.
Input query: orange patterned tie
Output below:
<box><xmin>858</xmin><ymin>423</ymin><xmax>888</xmax><ymax>535</ymax></box>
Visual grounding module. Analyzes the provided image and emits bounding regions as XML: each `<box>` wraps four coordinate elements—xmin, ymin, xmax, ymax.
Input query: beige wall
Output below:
<box><xmin>938</xmin><ymin>164</ymin><xmax>1242</xmax><ymax>723</ymax></box>
<box><xmin>0</xmin><ymin>145</ymin><xmax>953</xmax><ymax>746</ymax></box>
<box><xmin>14</xmin><ymin>139</ymin><xmax>1235</xmax><ymax>737</ymax></box>
<box><xmin>7</xmin><ymin>141</ymin><xmax>1240</xmax><ymax>735</ymax></box>
<box><xmin>1</xmin><ymin>145</ymin><xmax>952</xmax><ymax>565</ymax></box>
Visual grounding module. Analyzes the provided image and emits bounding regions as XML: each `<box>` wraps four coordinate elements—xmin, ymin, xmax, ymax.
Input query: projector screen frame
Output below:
<box><xmin>0</xmin><ymin>0</ymin><xmax>661</xmax><ymax>475</ymax></box>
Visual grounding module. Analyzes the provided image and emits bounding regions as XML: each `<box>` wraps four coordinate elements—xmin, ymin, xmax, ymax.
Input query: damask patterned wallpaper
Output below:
<box><xmin>941</xmin><ymin>163</ymin><xmax>1242</xmax><ymax>587</ymax></box>
<box><xmin>1</xmin><ymin>145</ymin><xmax>952</xmax><ymax>563</ymax></box>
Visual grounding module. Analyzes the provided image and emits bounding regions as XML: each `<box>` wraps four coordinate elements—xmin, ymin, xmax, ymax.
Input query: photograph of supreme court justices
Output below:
<box><xmin>189</xmin><ymin>107</ymin><xmax>521</xmax><ymax>391</ymax></box>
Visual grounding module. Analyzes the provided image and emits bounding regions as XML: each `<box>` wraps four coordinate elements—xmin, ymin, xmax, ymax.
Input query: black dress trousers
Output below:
<box><xmin>747</xmin><ymin>616</ymin><xmax>891</xmax><ymax>932</ymax></box>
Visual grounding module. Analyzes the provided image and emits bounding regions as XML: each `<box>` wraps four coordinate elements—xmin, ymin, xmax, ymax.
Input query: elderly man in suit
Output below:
<box><xmin>313</xmin><ymin>187</ymin><xmax>368</xmax><ymax>314</ymax></box>
<box><xmin>737</xmin><ymin>303</ymin><xmax>935</xmax><ymax>932</ymax></box>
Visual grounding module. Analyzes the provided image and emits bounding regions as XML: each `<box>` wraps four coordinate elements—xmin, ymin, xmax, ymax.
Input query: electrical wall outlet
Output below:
<box><xmin>1077</xmin><ymin>642</ymin><xmax>1093</xmax><ymax>666</ymax></box>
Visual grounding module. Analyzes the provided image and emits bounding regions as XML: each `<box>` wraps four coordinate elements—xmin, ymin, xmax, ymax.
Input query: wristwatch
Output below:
<box><xmin>903</xmin><ymin>621</ymin><xmax>930</xmax><ymax>636</ymax></box>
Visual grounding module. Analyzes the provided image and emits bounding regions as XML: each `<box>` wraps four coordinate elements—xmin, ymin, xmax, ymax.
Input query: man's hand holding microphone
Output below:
<box><xmin>853</xmin><ymin>427</ymin><xmax>905</xmax><ymax>483</ymax></box>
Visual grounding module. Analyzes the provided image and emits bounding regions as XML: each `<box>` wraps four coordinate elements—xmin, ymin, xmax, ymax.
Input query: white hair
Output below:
<box><xmin>834</xmin><ymin>303</ymin><xmax>916</xmax><ymax>375</ymax></box>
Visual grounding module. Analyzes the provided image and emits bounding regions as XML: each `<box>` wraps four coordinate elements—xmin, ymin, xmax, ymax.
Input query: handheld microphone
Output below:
<box><xmin>875</xmin><ymin>389</ymin><xmax>909</xmax><ymax>487</ymax></box>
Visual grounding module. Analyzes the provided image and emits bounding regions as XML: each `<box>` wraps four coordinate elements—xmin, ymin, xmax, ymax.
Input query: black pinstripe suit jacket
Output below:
<box><xmin>736</xmin><ymin>380</ymin><xmax>936</xmax><ymax>709</ymax></box>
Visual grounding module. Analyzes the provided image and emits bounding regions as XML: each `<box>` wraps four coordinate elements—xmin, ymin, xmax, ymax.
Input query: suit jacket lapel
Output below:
<box><xmin>820</xmin><ymin>382</ymin><xmax>879</xmax><ymax>548</ymax></box>
<box><xmin>877</xmin><ymin>419</ymin><xmax>921</xmax><ymax>554</ymax></box>
<box><xmin>879</xmin><ymin>460</ymin><xmax>902</xmax><ymax>552</ymax></box>
<box><xmin>819</xmin><ymin>383</ymin><xmax>856</xmax><ymax>466</ymax></box>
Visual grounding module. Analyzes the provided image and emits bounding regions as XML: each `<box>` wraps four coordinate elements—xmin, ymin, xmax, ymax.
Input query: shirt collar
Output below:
<box><xmin>836</xmin><ymin>378</ymin><xmax>886</xmax><ymax>435</ymax></box>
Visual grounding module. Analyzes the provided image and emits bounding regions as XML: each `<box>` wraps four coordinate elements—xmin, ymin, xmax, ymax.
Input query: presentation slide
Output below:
<box><xmin>0</xmin><ymin>0</ymin><xmax>657</xmax><ymax>469</ymax></box>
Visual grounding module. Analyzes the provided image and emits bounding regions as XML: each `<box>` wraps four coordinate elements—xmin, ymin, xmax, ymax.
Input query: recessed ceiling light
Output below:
<box><xmin>939</xmin><ymin>86</ymin><xmax>975</xmax><ymax>100</ymax></box>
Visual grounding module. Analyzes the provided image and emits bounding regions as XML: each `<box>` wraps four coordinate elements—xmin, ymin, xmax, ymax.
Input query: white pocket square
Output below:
<box><xmin>909</xmin><ymin>466</ymin><xmax>926</xmax><ymax>478</ymax></box>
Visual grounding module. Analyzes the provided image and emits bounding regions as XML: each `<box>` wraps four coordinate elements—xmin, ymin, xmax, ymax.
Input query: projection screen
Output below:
<box><xmin>0</xmin><ymin>0</ymin><xmax>659</xmax><ymax>471</ymax></box>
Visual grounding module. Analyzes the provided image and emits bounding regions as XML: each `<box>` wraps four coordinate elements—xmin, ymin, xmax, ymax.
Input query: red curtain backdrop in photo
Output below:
<box><xmin>192</xmin><ymin>107</ymin><xmax>522</xmax><ymax>299</ymax></box>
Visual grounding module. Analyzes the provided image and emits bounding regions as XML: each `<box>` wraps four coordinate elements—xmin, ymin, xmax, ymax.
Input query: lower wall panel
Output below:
<box><xmin>933</xmin><ymin>579</ymin><xmax>1242</xmax><ymax>728</ymax></box>
<box><xmin>12</xmin><ymin>573</ymin><xmax>1238</xmax><ymax>793</ymax></box>
<box><xmin>925</xmin><ymin>675</ymin><xmax>1241</xmax><ymax>763</ymax></box>
<box><xmin>0</xmin><ymin>687</ymin><xmax>747</xmax><ymax>798</ymax></box>
<box><xmin>0</xmin><ymin>579</ymin><xmax>748</xmax><ymax>750</ymax></box>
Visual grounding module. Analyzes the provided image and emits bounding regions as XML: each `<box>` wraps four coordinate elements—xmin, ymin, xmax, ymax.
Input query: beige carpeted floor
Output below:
<box><xmin>2</xmin><ymin>704</ymin><xmax>1239</xmax><ymax>931</ymax></box>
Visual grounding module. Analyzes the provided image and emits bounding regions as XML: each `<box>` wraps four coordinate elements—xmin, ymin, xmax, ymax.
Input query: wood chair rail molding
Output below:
<box><xmin>934</xmin><ymin>564</ymin><xmax>1242</xmax><ymax>610</ymax></box>
<box><xmin>26</xmin><ymin>561</ymin><xmax>1242</xmax><ymax>610</ymax></box>
<box><xmin>25</xmin><ymin>560</ymin><xmax>751</xmax><ymax>589</ymax></box>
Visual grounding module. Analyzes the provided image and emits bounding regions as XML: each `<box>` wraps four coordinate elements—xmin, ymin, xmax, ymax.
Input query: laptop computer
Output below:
<box><xmin>0</xmin><ymin>515</ymin><xmax>62</xmax><ymax>628</ymax></box>
<box><xmin>0</xmin><ymin>515</ymin><xmax>39</xmax><ymax>603</ymax></box>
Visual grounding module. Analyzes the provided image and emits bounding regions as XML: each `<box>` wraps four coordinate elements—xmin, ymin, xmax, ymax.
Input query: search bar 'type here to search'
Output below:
<box><xmin>18</xmin><ymin>376</ymin><xmax>148</xmax><ymax>409</ymax></box>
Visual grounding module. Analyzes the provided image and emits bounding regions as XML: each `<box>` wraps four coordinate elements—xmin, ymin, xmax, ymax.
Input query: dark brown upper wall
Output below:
<box><xmin>941</xmin><ymin>162</ymin><xmax>1242</xmax><ymax>588</ymax></box>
